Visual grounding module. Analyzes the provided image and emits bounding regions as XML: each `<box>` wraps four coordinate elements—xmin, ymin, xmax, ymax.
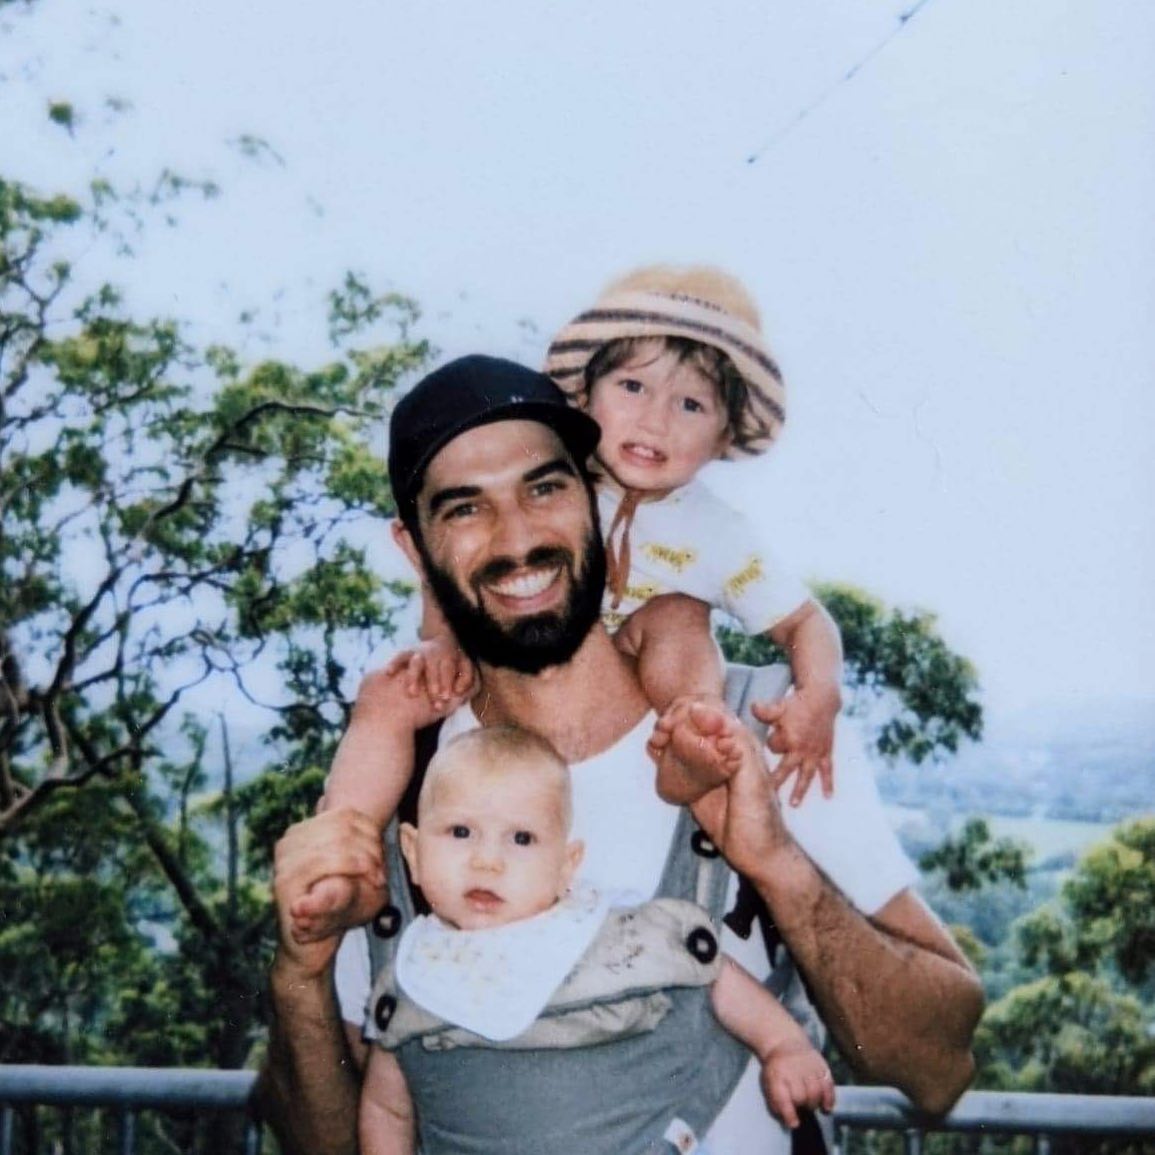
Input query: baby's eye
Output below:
<box><xmin>512</xmin><ymin>830</ymin><xmax>535</xmax><ymax>847</ymax></box>
<box><xmin>617</xmin><ymin>377</ymin><xmax>644</xmax><ymax>394</ymax></box>
<box><xmin>450</xmin><ymin>825</ymin><xmax>470</xmax><ymax>839</ymax></box>
<box><xmin>681</xmin><ymin>396</ymin><xmax>706</xmax><ymax>414</ymax></box>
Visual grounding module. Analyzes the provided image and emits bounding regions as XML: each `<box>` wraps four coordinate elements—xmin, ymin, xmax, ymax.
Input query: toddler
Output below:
<box><xmin>358</xmin><ymin>725</ymin><xmax>834</xmax><ymax>1154</ymax></box>
<box><xmin>543</xmin><ymin>265</ymin><xmax>842</xmax><ymax>803</ymax></box>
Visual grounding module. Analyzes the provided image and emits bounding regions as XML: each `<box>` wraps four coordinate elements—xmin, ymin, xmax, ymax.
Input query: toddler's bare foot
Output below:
<box><xmin>289</xmin><ymin>872</ymin><xmax>387</xmax><ymax>943</ymax></box>
<box><xmin>647</xmin><ymin>695</ymin><xmax>745</xmax><ymax>805</ymax></box>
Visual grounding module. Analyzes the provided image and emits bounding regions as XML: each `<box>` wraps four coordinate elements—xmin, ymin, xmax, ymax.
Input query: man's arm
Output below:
<box><xmin>677</xmin><ymin>703</ymin><xmax>984</xmax><ymax>1114</ymax></box>
<box><xmin>749</xmin><ymin>840</ymin><xmax>982</xmax><ymax>1114</ymax></box>
<box><xmin>255</xmin><ymin>809</ymin><xmax>382</xmax><ymax>1155</ymax></box>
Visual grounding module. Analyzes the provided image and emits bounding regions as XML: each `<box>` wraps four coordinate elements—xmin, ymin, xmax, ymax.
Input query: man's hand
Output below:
<box><xmin>274</xmin><ymin>809</ymin><xmax>386</xmax><ymax>970</ymax></box>
<box><xmin>758</xmin><ymin>1039</ymin><xmax>836</xmax><ymax>1130</ymax></box>
<box><xmin>753</xmin><ymin>685</ymin><xmax>840</xmax><ymax>807</ymax></box>
<box><xmin>659</xmin><ymin>700</ymin><xmax>796</xmax><ymax>880</ymax></box>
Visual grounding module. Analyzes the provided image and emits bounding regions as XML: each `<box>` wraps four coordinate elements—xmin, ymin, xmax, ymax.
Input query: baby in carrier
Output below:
<box><xmin>358</xmin><ymin>725</ymin><xmax>833</xmax><ymax>1154</ymax></box>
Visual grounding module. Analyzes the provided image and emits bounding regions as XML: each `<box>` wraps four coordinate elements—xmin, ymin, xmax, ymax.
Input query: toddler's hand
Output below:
<box><xmin>759</xmin><ymin>1039</ymin><xmax>835</xmax><ymax>1130</ymax></box>
<box><xmin>751</xmin><ymin>687</ymin><xmax>840</xmax><ymax>806</ymax></box>
<box><xmin>383</xmin><ymin>638</ymin><xmax>478</xmax><ymax>714</ymax></box>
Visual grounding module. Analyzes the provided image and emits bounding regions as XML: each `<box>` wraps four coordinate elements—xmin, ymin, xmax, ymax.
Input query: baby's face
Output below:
<box><xmin>586</xmin><ymin>341</ymin><xmax>729</xmax><ymax>497</ymax></box>
<box><xmin>401</xmin><ymin>760</ymin><xmax>583</xmax><ymax>931</ymax></box>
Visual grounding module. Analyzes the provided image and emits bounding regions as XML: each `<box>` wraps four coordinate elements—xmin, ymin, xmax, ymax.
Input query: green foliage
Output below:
<box><xmin>919</xmin><ymin>817</ymin><xmax>1029</xmax><ymax>892</ymax></box>
<box><xmin>718</xmin><ymin>581</ymin><xmax>983</xmax><ymax>763</ymax></box>
<box><xmin>972</xmin><ymin>819</ymin><xmax>1155</xmax><ymax>1115</ymax></box>
<box><xmin>47</xmin><ymin>100</ymin><xmax>75</xmax><ymax>133</ymax></box>
<box><xmin>978</xmin><ymin>972</ymin><xmax>1155</xmax><ymax>1097</ymax></box>
<box><xmin>1063</xmin><ymin>818</ymin><xmax>1155</xmax><ymax>986</ymax></box>
<box><xmin>0</xmin><ymin>167</ymin><xmax>432</xmax><ymax>1083</ymax></box>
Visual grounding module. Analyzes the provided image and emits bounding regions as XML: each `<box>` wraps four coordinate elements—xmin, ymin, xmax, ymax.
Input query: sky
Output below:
<box><xmin>5</xmin><ymin>0</ymin><xmax>1154</xmax><ymax>723</ymax></box>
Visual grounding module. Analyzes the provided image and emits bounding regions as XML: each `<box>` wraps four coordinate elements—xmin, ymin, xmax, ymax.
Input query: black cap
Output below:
<box><xmin>388</xmin><ymin>354</ymin><xmax>601</xmax><ymax>521</ymax></box>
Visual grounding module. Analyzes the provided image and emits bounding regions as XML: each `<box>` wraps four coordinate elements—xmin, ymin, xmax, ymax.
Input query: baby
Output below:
<box><xmin>358</xmin><ymin>726</ymin><xmax>834</xmax><ymax>1154</ymax></box>
<box><xmin>301</xmin><ymin>264</ymin><xmax>843</xmax><ymax>934</ymax></box>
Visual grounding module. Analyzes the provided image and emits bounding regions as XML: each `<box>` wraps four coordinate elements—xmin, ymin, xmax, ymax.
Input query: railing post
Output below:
<box><xmin>1</xmin><ymin>1105</ymin><xmax>13</xmax><ymax>1155</ymax></box>
<box><xmin>118</xmin><ymin>1107</ymin><xmax>137</xmax><ymax>1155</ymax></box>
<box><xmin>1035</xmin><ymin>1135</ymin><xmax>1052</xmax><ymax>1155</ymax></box>
<box><xmin>904</xmin><ymin>1126</ymin><xmax>923</xmax><ymax>1155</ymax></box>
<box><xmin>243</xmin><ymin>1119</ymin><xmax>264</xmax><ymax>1155</ymax></box>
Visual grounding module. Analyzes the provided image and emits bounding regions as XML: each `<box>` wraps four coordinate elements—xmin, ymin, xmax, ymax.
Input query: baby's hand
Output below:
<box><xmin>384</xmin><ymin>638</ymin><xmax>478</xmax><ymax>715</ymax></box>
<box><xmin>751</xmin><ymin>687</ymin><xmax>840</xmax><ymax>806</ymax></box>
<box><xmin>759</xmin><ymin>1039</ymin><xmax>835</xmax><ymax>1130</ymax></box>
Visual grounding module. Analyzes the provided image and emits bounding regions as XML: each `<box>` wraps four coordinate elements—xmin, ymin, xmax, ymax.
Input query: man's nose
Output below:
<box><xmin>489</xmin><ymin>502</ymin><xmax>538</xmax><ymax>559</ymax></box>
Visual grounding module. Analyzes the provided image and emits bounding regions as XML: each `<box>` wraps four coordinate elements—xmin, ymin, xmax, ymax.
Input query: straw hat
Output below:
<box><xmin>543</xmin><ymin>265</ymin><xmax>785</xmax><ymax>456</ymax></box>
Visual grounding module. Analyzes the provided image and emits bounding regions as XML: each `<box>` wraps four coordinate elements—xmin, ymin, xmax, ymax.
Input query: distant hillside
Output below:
<box><xmin>875</xmin><ymin>698</ymin><xmax>1155</xmax><ymax>824</ymax></box>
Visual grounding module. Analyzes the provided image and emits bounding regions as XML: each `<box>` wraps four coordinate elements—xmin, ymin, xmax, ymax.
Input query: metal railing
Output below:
<box><xmin>1</xmin><ymin>1066</ymin><xmax>1153</xmax><ymax>1153</ymax></box>
<box><xmin>0</xmin><ymin>1066</ymin><xmax>262</xmax><ymax>1155</ymax></box>
<box><xmin>833</xmin><ymin>1087</ymin><xmax>1155</xmax><ymax>1153</ymax></box>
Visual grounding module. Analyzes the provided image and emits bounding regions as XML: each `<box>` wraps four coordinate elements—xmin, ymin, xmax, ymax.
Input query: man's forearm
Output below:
<box><xmin>256</xmin><ymin>959</ymin><xmax>363</xmax><ymax>1155</ymax></box>
<box><xmin>752</xmin><ymin>841</ymin><xmax>984</xmax><ymax>1114</ymax></box>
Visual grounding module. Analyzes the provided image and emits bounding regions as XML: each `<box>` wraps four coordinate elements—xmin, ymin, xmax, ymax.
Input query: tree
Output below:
<box><xmin>975</xmin><ymin>819</ymin><xmax>1155</xmax><ymax>1145</ymax></box>
<box><xmin>718</xmin><ymin>580</ymin><xmax>983</xmax><ymax>764</ymax></box>
<box><xmin>919</xmin><ymin>817</ymin><xmax>1029</xmax><ymax>893</ymax></box>
<box><xmin>1</xmin><ymin>164</ymin><xmax>431</xmax><ymax>1100</ymax></box>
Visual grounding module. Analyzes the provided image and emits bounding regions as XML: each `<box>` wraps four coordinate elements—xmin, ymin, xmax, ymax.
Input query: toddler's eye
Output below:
<box><xmin>451</xmin><ymin>825</ymin><xmax>470</xmax><ymax>839</ymax></box>
<box><xmin>618</xmin><ymin>377</ymin><xmax>643</xmax><ymax>394</ymax></box>
<box><xmin>512</xmin><ymin>831</ymin><xmax>535</xmax><ymax>846</ymax></box>
<box><xmin>681</xmin><ymin>397</ymin><xmax>705</xmax><ymax>414</ymax></box>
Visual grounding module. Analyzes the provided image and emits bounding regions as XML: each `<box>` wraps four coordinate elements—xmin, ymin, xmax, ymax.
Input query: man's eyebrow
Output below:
<box><xmin>524</xmin><ymin>458</ymin><xmax>578</xmax><ymax>483</ymax></box>
<box><xmin>427</xmin><ymin>484</ymin><xmax>482</xmax><ymax>517</ymax></box>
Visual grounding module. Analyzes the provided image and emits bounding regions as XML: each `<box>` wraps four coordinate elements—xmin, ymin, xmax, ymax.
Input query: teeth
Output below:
<box><xmin>625</xmin><ymin>443</ymin><xmax>664</xmax><ymax>461</ymax></box>
<box><xmin>488</xmin><ymin>567</ymin><xmax>559</xmax><ymax>599</ymax></box>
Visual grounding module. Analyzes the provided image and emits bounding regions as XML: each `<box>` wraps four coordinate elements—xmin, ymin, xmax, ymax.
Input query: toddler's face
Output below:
<box><xmin>586</xmin><ymin>342</ymin><xmax>729</xmax><ymax>497</ymax></box>
<box><xmin>401</xmin><ymin>760</ymin><xmax>583</xmax><ymax>931</ymax></box>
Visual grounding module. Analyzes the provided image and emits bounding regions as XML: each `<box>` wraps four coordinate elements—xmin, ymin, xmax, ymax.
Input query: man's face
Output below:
<box><xmin>406</xmin><ymin>420</ymin><xmax>605</xmax><ymax>674</ymax></box>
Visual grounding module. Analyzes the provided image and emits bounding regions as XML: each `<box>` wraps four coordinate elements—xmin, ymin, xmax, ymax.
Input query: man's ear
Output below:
<box><xmin>559</xmin><ymin>839</ymin><xmax>585</xmax><ymax>895</ymax></box>
<box><xmin>399</xmin><ymin>822</ymin><xmax>421</xmax><ymax>884</ymax></box>
<box><xmin>392</xmin><ymin>519</ymin><xmax>426</xmax><ymax>579</ymax></box>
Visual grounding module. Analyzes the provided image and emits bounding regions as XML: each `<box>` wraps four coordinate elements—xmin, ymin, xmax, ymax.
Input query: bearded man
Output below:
<box><xmin>259</xmin><ymin>355</ymin><xmax>982</xmax><ymax>1155</ymax></box>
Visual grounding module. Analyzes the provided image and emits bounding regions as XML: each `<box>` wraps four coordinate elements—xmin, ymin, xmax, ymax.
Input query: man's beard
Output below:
<box><xmin>420</xmin><ymin>531</ymin><xmax>606</xmax><ymax>675</ymax></box>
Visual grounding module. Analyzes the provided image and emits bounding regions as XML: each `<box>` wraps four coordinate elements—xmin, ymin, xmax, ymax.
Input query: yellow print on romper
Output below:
<box><xmin>604</xmin><ymin>585</ymin><xmax>661</xmax><ymax>629</ymax></box>
<box><xmin>725</xmin><ymin>557</ymin><xmax>765</xmax><ymax>599</ymax></box>
<box><xmin>627</xmin><ymin>582</ymin><xmax>662</xmax><ymax>602</ymax></box>
<box><xmin>641</xmin><ymin>544</ymin><xmax>696</xmax><ymax>573</ymax></box>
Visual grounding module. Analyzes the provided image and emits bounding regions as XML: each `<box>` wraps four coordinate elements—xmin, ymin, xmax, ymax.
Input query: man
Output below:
<box><xmin>259</xmin><ymin>355</ymin><xmax>983</xmax><ymax>1154</ymax></box>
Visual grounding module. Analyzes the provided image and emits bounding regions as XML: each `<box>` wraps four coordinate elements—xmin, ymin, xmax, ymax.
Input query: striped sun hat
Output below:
<box><xmin>543</xmin><ymin>266</ymin><xmax>785</xmax><ymax>457</ymax></box>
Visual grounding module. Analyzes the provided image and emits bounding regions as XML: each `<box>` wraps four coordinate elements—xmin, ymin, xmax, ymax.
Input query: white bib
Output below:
<box><xmin>395</xmin><ymin>882</ymin><xmax>614</xmax><ymax>1042</ymax></box>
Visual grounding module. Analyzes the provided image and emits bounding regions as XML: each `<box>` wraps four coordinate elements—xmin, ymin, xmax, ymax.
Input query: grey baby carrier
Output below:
<box><xmin>364</xmin><ymin>665</ymin><xmax>828</xmax><ymax>1154</ymax></box>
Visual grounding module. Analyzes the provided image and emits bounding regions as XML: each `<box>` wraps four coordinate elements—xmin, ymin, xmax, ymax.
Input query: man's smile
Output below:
<box><xmin>483</xmin><ymin>564</ymin><xmax>563</xmax><ymax>602</ymax></box>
